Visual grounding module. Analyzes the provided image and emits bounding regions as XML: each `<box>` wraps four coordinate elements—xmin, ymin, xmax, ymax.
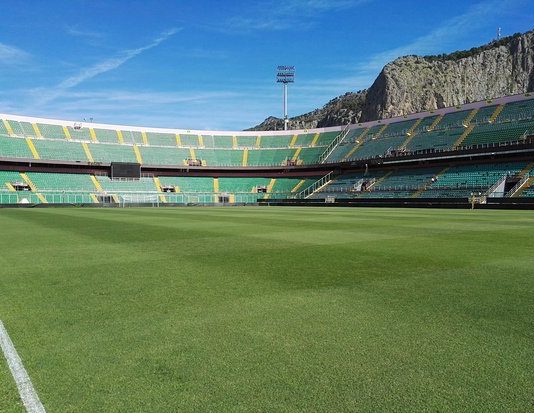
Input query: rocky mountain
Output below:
<box><xmin>249</xmin><ymin>29</ymin><xmax>534</xmax><ymax>131</ymax></box>
<box><xmin>247</xmin><ymin>91</ymin><xmax>367</xmax><ymax>131</ymax></box>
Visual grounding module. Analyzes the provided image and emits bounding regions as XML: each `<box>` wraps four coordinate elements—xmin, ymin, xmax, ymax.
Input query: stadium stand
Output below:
<box><xmin>67</xmin><ymin>126</ymin><xmax>92</xmax><ymax>141</ymax></box>
<box><xmin>140</xmin><ymin>147</ymin><xmax>190</xmax><ymax>165</ymax></box>
<box><xmin>247</xmin><ymin>149</ymin><xmax>295</xmax><ymax>166</ymax></box>
<box><xmin>96</xmin><ymin>176</ymin><xmax>157</xmax><ymax>192</ymax></box>
<box><xmin>33</xmin><ymin>139</ymin><xmax>86</xmax><ymax>161</ymax></box>
<box><xmin>37</xmin><ymin>123</ymin><xmax>67</xmax><ymax>140</ymax></box>
<box><xmin>28</xmin><ymin>172</ymin><xmax>96</xmax><ymax>192</ymax></box>
<box><xmin>0</xmin><ymin>135</ymin><xmax>34</xmax><ymax>158</ymax></box>
<box><xmin>204</xmin><ymin>135</ymin><xmax>234</xmax><ymax>148</ymax></box>
<box><xmin>146</xmin><ymin>132</ymin><xmax>175</xmax><ymax>146</ymax></box>
<box><xmin>91</xmin><ymin>143</ymin><xmax>138</xmax><ymax>163</ymax></box>
<box><xmin>121</xmin><ymin>130</ymin><xmax>144</xmax><ymax>145</ymax></box>
<box><xmin>420</xmin><ymin>162</ymin><xmax>525</xmax><ymax>198</ymax></box>
<box><xmin>196</xmin><ymin>149</ymin><xmax>243</xmax><ymax>166</ymax></box>
<box><xmin>94</xmin><ymin>128</ymin><xmax>120</xmax><ymax>143</ymax></box>
<box><xmin>260</xmin><ymin>135</ymin><xmax>293</xmax><ymax>148</ymax></box>
<box><xmin>219</xmin><ymin>177</ymin><xmax>271</xmax><ymax>193</ymax></box>
<box><xmin>158</xmin><ymin>176</ymin><xmax>214</xmax><ymax>193</ymax></box>
<box><xmin>1</xmin><ymin>93</ymin><xmax>534</xmax><ymax>206</ymax></box>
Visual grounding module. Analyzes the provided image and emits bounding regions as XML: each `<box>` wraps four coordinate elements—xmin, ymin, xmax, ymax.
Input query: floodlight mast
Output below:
<box><xmin>276</xmin><ymin>66</ymin><xmax>295</xmax><ymax>130</ymax></box>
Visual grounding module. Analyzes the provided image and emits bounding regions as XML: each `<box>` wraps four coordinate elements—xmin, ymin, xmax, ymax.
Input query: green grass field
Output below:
<box><xmin>1</xmin><ymin>207</ymin><xmax>534</xmax><ymax>412</ymax></box>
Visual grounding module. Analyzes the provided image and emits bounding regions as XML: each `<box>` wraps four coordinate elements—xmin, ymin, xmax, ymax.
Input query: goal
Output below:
<box><xmin>119</xmin><ymin>193</ymin><xmax>160</xmax><ymax>207</ymax></box>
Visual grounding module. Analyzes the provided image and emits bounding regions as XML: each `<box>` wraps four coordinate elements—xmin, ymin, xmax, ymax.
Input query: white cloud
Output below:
<box><xmin>259</xmin><ymin>0</ymin><xmax>528</xmax><ymax>122</ymax></box>
<box><xmin>65</xmin><ymin>26</ymin><xmax>105</xmax><ymax>39</ymax></box>
<box><xmin>280</xmin><ymin>0</ymin><xmax>368</xmax><ymax>13</ymax></box>
<box><xmin>33</xmin><ymin>28</ymin><xmax>180</xmax><ymax>106</ymax></box>
<box><xmin>58</xmin><ymin>28</ymin><xmax>180</xmax><ymax>90</ymax></box>
<box><xmin>13</xmin><ymin>88</ymin><xmax>262</xmax><ymax>130</ymax></box>
<box><xmin>0</xmin><ymin>42</ymin><xmax>29</xmax><ymax>64</ymax></box>
<box><xmin>224</xmin><ymin>0</ymin><xmax>371</xmax><ymax>32</ymax></box>
<box><xmin>6</xmin><ymin>0</ymin><xmax>528</xmax><ymax>130</ymax></box>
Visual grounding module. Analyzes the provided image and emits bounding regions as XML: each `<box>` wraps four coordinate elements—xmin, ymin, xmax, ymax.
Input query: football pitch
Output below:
<box><xmin>1</xmin><ymin>207</ymin><xmax>533</xmax><ymax>412</ymax></box>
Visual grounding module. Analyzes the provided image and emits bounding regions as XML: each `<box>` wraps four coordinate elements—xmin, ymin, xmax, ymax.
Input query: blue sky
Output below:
<box><xmin>0</xmin><ymin>0</ymin><xmax>532</xmax><ymax>130</ymax></box>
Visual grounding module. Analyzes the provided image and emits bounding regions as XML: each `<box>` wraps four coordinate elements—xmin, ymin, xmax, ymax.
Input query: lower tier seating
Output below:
<box><xmin>28</xmin><ymin>172</ymin><xmax>95</xmax><ymax>191</ymax></box>
<box><xmin>419</xmin><ymin>162</ymin><xmax>525</xmax><ymax>198</ymax></box>
<box><xmin>310</xmin><ymin>162</ymin><xmax>527</xmax><ymax>199</ymax></box>
<box><xmin>1</xmin><ymin>161</ymin><xmax>533</xmax><ymax>203</ymax></box>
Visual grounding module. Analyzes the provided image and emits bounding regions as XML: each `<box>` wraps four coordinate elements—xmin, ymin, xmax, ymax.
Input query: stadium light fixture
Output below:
<box><xmin>276</xmin><ymin>66</ymin><xmax>295</xmax><ymax>131</ymax></box>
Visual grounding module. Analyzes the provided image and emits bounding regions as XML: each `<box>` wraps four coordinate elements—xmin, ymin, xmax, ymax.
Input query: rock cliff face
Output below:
<box><xmin>362</xmin><ymin>30</ymin><xmax>534</xmax><ymax>120</ymax></box>
<box><xmin>247</xmin><ymin>91</ymin><xmax>366</xmax><ymax>131</ymax></box>
<box><xmin>250</xmin><ymin>30</ymin><xmax>534</xmax><ymax>130</ymax></box>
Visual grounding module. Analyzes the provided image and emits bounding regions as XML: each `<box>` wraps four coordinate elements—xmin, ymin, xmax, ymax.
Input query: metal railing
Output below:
<box><xmin>0</xmin><ymin>189</ymin><xmax>299</xmax><ymax>205</ymax></box>
<box><xmin>506</xmin><ymin>173</ymin><xmax>531</xmax><ymax>197</ymax></box>
<box><xmin>484</xmin><ymin>174</ymin><xmax>508</xmax><ymax>197</ymax></box>
<box><xmin>318</xmin><ymin>124</ymin><xmax>351</xmax><ymax>164</ymax></box>
<box><xmin>0</xmin><ymin>192</ymin><xmax>89</xmax><ymax>205</ymax></box>
<box><xmin>293</xmin><ymin>172</ymin><xmax>333</xmax><ymax>199</ymax></box>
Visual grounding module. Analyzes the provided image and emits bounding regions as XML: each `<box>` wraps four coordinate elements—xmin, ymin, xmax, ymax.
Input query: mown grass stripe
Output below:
<box><xmin>0</xmin><ymin>320</ymin><xmax>46</xmax><ymax>413</ymax></box>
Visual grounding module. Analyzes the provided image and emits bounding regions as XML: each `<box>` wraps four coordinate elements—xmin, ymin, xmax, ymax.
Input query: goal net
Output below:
<box><xmin>119</xmin><ymin>193</ymin><xmax>160</xmax><ymax>207</ymax></box>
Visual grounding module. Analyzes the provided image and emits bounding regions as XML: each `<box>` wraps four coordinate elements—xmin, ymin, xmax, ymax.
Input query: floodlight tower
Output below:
<box><xmin>276</xmin><ymin>66</ymin><xmax>295</xmax><ymax>130</ymax></box>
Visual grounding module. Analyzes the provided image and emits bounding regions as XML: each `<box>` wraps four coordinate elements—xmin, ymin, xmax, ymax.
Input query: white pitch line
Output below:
<box><xmin>0</xmin><ymin>320</ymin><xmax>46</xmax><ymax>413</ymax></box>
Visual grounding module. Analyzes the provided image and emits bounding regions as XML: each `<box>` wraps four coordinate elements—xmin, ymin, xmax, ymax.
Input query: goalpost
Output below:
<box><xmin>118</xmin><ymin>193</ymin><xmax>160</xmax><ymax>208</ymax></box>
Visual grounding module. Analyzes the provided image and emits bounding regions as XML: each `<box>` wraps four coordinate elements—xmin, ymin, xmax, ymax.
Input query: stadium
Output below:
<box><xmin>1</xmin><ymin>2</ymin><xmax>534</xmax><ymax>412</ymax></box>
<box><xmin>2</xmin><ymin>92</ymin><xmax>534</xmax><ymax>207</ymax></box>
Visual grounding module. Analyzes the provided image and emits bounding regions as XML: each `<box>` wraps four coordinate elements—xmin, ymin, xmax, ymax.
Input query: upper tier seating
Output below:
<box><xmin>379</xmin><ymin>119</ymin><xmax>417</xmax><ymax>138</ymax></box>
<box><xmin>315</xmin><ymin>131</ymin><xmax>340</xmax><ymax>146</ymax></box>
<box><xmin>464</xmin><ymin>119</ymin><xmax>534</xmax><ymax>146</ymax></box>
<box><xmin>0</xmin><ymin>135</ymin><xmax>33</xmax><ymax>158</ymax></box>
<box><xmin>67</xmin><ymin>126</ymin><xmax>92</xmax><ymax>141</ymax></box>
<box><xmin>121</xmin><ymin>131</ymin><xmax>144</xmax><ymax>145</ymax></box>
<box><xmin>260</xmin><ymin>135</ymin><xmax>293</xmax><ymax>148</ymax></box>
<box><xmin>37</xmin><ymin>123</ymin><xmax>67</xmax><ymax>140</ymax></box>
<box><xmin>147</xmin><ymin>132</ymin><xmax>175</xmax><ymax>146</ymax></box>
<box><xmin>294</xmin><ymin>133</ymin><xmax>315</xmax><ymax>147</ymax></box>
<box><xmin>247</xmin><ymin>149</ymin><xmax>294</xmax><ymax>166</ymax></box>
<box><xmin>498</xmin><ymin>99</ymin><xmax>534</xmax><ymax>121</ymax></box>
<box><xmin>407</xmin><ymin>127</ymin><xmax>463</xmax><ymax>151</ymax></box>
<box><xmin>472</xmin><ymin>105</ymin><xmax>499</xmax><ymax>123</ymax></box>
<box><xmin>298</xmin><ymin>147</ymin><xmax>324</xmax><ymax>164</ymax></box>
<box><xmin>196</xmin><ymin>149</ymin><xmax>243</xmax><ymax>166</ymax></box>
<box><xmin>351</xmin><ymin>133</ymin><xmax>407</xmax><ymax>160</ymax></box>
<box><xmin>203</xmin><ymin>135</ymin><xmax>234</xmax><ymax>149</ymax></box>
<box><xmin>2</xmin><ymin>95</ymin><xmax>534</xmax><ymax>168</ymax></box>
<box><xmin>94</xmin><ymin>128</ymin><xmax>119</xmax><ymax>143</ymax></box>
<box><xmin>91</xmin><ymin>143</ymin><xmax>138</xmax><ymax>163</ymax></box>
<box><xmin>140</xmin><ymin>147</ymin><xmax>190</xmax><ymax>165</ymax></box>
<box><xmin>34</xmin><ymin>139</ymin><xmax>86</xmax><ymax>161</ymax></box>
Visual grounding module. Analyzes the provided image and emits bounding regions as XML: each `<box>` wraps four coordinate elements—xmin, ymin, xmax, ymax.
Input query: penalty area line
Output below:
<box><xmin>0</xmin><ymin>320</ymin><xmax>46</xmax><ymax>413</ymax></box>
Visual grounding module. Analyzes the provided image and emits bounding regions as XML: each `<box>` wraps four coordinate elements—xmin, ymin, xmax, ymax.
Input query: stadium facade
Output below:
<box><xmin>1</xmin><ymin>92</ymin><xmax>534</xmax><ymax>208</ymax></box>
